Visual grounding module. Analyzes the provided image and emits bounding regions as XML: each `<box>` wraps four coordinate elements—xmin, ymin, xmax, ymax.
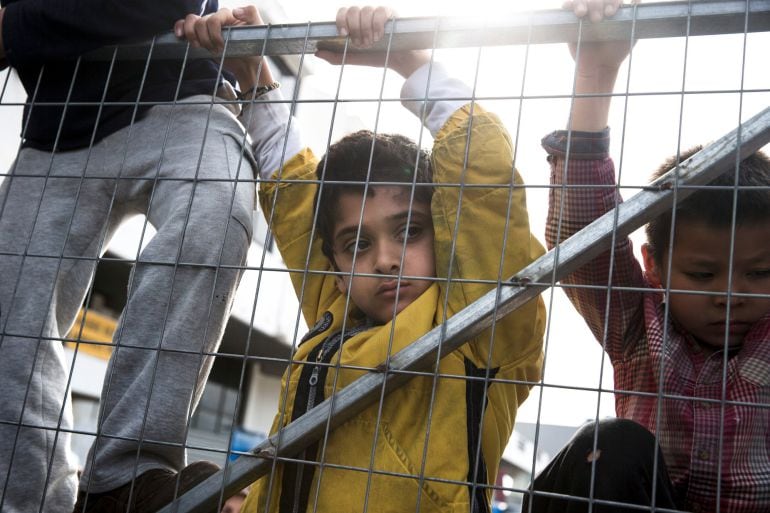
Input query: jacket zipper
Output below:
<box><xmin>305</xmin><ymin>334</ymin><xmax>338</xmax><ymax>411</ymax></box>
<box><xmin>291</xmin><ymin>331</ymin><xmax>348</xmax><ymax>513</ymax></box>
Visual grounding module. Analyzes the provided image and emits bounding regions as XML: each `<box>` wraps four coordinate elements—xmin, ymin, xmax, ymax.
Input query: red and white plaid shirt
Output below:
<box><xmin>543</xmin><ymin>129</ymin><xmax>770</xmax><ymax>513</ymax></box>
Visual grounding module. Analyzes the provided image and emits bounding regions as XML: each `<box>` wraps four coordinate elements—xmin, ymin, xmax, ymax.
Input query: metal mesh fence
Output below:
<box><xmin>1</xmin><ymin>2</ymin><xmax>770</xmax><ymax>513</ymax></box>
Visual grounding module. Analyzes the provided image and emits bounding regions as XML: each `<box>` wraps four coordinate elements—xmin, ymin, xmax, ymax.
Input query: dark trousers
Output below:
<box><xmin>523</xmin><ymin>418</ymin><xmax>680</xmax><ymax>513</ymax></box>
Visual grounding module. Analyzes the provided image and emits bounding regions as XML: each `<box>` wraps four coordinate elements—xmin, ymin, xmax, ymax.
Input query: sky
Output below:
<box><xmin>2</xmin><ymin>0</ymin><xmax>769</xmax><ymax>428</ymax></box>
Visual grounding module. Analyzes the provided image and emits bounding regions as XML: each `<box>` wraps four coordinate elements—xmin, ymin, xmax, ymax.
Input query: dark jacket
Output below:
<box><xmin>1</xmin><ymin>0</ymin><xmax>233</xmax><ymax>150</ymax></box>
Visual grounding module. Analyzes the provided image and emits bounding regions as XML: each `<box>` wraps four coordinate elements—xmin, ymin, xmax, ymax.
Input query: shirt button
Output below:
<box><xmin>698</xmin><ymin>449</ymin><xmax>710</xmax><ymax>461</ymax></box>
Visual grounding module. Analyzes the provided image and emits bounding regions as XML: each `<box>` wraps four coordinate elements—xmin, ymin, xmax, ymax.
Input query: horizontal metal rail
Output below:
<box><xmin>88</xmin><ymin>0</ymin><xmax>770</xmax><ymax>61</ymax></box>
<box><xmin>159</xmin><ymin>101</ymin><xmax>770</xmax><ymax>513</ymax></box>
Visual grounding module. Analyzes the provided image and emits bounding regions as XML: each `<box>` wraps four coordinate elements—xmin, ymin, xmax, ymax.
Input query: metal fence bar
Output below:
<box><xmin>159</xmin><ymin>99</ymin><xmax>770</xmax><ymax>513</ymax></box>
<box><xmin>86</xmin><ymin>0</ymin><xmax>770</xmax><ymax>61</ymax></box>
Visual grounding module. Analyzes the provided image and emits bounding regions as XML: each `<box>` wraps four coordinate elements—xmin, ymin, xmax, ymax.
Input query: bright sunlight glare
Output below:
<box><xmin>273</xmin><ymin>0</ymin><xmax>566</xmax><ymax>20</ymax></box>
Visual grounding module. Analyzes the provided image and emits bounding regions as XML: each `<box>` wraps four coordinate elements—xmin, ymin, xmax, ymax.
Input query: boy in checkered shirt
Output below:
<box><xmin>527</xmin><ymin>1</ymin><xmax>770</xmax><ymax>512</ymax></box>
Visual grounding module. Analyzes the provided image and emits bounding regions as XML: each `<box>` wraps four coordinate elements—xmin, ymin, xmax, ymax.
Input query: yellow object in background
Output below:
<box><xmin>66</xmin><ymin>309</ymin><xmax>117</xmax><ymax>361</ymax></box>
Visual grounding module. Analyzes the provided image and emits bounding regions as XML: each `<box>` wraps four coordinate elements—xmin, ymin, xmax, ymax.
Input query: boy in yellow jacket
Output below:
<box><xmin>177</xmin><ymin>5</ymin><xmax>546</xmax><ymax>512</ymax></box>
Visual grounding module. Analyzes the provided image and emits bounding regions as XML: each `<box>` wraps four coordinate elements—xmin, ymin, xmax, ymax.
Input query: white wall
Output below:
<box><xmin>243</xmin><ymin>363</ymin><xmax>284</xmax><ymax>435</ymax></box>
<box><xmin>0</xmin><ymin>69</ymin><xmax>24</xmax><ymax>172</ymax></box>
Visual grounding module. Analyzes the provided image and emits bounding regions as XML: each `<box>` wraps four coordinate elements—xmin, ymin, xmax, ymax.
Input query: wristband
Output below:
<box><xmin>237</xmin><ymin>82</ymin><xmax>280</xmax><ymax>101</ymax></box>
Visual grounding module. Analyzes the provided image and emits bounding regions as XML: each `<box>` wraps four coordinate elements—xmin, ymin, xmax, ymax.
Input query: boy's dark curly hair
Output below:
<box><xmin>645</xmin><ymin>147</ymin><xmax>770</xmax><ymax>264</ymax></box>
<box><xmin>314</xmin><ymin>130</ymin><xmax>433</xmax><ymax>264</ymax></box>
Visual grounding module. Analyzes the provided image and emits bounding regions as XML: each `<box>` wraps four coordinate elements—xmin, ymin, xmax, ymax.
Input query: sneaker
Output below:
<box><xmin>73</xmin><ymin>460</ymin><xmax>220</xmax><ymax>513</ymax></box>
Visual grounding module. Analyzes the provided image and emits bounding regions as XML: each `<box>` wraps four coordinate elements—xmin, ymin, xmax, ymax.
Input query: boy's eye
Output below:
<box><xmin>748</xmin><ymin>268</ymin><xmax>770</xmax><ymax>278</ymax></box>
<box><xmin>344</xmin><ymin>238</ymin><xmax>369</xmax><ymax>254</ymax></box>
<box><xmin>683</xmin><ymin>271</ymin><xmax>714</xmax><ymax>281</ymax></box>
<box><xmin>398</xmin><ymin>224</ymin><xmax>423</xmax><ymax>241</ymax></box>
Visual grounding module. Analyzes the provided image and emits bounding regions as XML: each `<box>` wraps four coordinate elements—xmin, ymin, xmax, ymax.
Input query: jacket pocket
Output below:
<box><xmin>312</xmin><ymin>418</ymin><xmax>454</xmax><ymax>512</ymax></box>
<box><xmin>220</xmin><ymin>131</ymin><xmax>257</xmax><ymax>240</ymax></box>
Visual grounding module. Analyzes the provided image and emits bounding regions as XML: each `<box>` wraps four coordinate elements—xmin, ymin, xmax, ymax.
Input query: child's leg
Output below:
<box><xmin>523</xmin><ymin>418</ymin><xmax>679</xmax><ymax>512</ymax></box>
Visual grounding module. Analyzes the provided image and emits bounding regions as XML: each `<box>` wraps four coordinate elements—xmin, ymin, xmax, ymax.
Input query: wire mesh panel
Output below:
<box><xmin>1</xmin><ymin>2</ymin><xmax>770</xmax><ymax>513</ymax></box>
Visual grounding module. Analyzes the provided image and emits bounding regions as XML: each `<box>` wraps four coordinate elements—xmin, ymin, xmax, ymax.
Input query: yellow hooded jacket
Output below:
<box><xmin>243</xmin><ymin>104</ymin><xmax>545</xmax><ymax>513</ymax></box>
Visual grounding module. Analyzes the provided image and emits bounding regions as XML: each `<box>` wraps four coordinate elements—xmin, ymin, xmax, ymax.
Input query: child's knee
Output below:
<box><xmin>569</xmin><ymin>418</ymin><xmax>661</xmax><ymax>481</ymax></box>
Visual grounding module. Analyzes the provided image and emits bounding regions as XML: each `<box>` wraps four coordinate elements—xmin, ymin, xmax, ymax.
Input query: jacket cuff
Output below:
<box><xmin>541</xmin><ymin>128</ymin><xmax>610</xmax><ymax>160</ymax></box>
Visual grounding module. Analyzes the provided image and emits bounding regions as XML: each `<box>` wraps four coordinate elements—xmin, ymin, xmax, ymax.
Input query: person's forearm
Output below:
<box><xmin>388</xmin><ymin>49</ymin><xmax>430</xmax><ymax>79</ymax></box>
<box><xmin>233</xmin><ymin>58</ymin><xmax>275</xmax><ymax>93</ymax></box>
<box><xmin>569</xmin><ymin>68</ymin><xmax>618</xmax><ymax>132</ymax></box>
<box><xmin>4</xmin><ymin>0</ymin><xmax>204</xmax><ymax>62</ymax></box>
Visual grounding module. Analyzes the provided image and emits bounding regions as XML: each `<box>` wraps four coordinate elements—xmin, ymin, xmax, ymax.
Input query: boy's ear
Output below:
<box><xmin>335</xmin><ymin>273</ymin><xmax>348</xmax><ymax>295</ymax></box>
<box><xmin>641</xmin><ymin>243</ymin><xmax>663</xmax><ymax>288</ymax></box>
<box><xmin>330</xmin><ymin>257</ymin><xmax>348</xmax><ymax>294</ymax></box>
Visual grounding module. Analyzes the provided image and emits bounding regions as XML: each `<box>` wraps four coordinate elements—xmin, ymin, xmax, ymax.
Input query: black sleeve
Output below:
<box><xmin>1</xmin><ymin>0</ymin><xmax>213</xmax><ymax>65</ymax></box>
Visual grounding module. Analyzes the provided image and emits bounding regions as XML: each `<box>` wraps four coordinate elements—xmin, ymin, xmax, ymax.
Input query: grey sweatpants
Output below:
<box><xmin>0</xmin><ymin>96</ymin><xmax>255</xmax><ymax>513</ymax></box>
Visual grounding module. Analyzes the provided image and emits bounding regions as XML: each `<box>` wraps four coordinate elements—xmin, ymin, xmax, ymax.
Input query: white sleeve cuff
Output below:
<box><xmin>400</xmin><ymin>62</ymin><xmax>474</xmax><ymax>137</ymax></box>
<box><xmin>241</xmin><ymin>89</ymin><xmax>304</xmax><ymax>180</ymax></box>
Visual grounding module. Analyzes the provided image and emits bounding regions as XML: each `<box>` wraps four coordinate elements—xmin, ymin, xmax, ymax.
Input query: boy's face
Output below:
<box><xmin>331</xmin><ymin>186</ymin><xmax>436</xmax><ymax>325</ymax></box>
<box><xmin>642</xmin><ymin>220</ymin><xmax>770</xmax><ymax>352</ymax></box>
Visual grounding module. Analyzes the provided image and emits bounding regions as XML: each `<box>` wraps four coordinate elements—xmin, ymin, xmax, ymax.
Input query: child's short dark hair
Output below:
<box><xmin>645</xmin><ymin>147</ymin><xmax>770</xmax><ymax>263</ymax></box>
<box><xmin>314</xmin><ymin>130</ymin><xmax>433</xmax><ymax>263</ymax></box>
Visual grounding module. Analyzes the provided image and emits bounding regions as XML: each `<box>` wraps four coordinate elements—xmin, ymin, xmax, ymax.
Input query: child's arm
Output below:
<box><xmin>318</xmin><ymin>7</ymin><xmax>473</xmax><ymax>138</ymax></box>
<box><xmin>319</xmin><ymin>7</ymin><xmax>547</xmax><ymax>371</ymax></box>
<box><xmin>316</xmin><ymin>6</ymin><xmax>430</xmax><ymax>78</ymax></box>
<box><xmin>432</xmin><ymin>104</ymin><xmax>548</xmax><ymax>374</ymax></box>
<box><xmin>567</xmin><ymin>0</ymin><xmax>633</xmax><ymax>132</ymax></box>
<box><xmin>544</xmin><ymin>0</ymin><xmax>648</xmax><ymax>355</ymax></box>
<box><xmin>336</xmin><ymin>8</ymin><xmax>547</xmax><ymax>370</ymax></box>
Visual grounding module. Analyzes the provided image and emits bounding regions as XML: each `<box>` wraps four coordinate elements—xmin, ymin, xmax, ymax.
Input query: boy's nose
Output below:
<box><xmin>714</xmin><ymin>291</ymin><xmax>744</xmax><ymax>308</ymax></box>
<box><xmin>374</xmin><ymin>242</ymin><xmax>402</xmax><ymax>275</ymax></box>
<box><xmin>713</xmin><ymin>276</ymin><xmax>746</xmax><ymax>307</ymax></box>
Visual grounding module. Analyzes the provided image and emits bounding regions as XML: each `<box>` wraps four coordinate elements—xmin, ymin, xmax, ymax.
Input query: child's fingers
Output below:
<box><xmin>336</xmin><ymin>7</ymin><xmax>350</xmax><ymax>37</ymax></box>
<box><xmin>337</xmin><ymin>6</ymin><xmax>363</xmax><ymax>41</ymax></box>
<box><xmin>603</xmin><ymin>0</ymin><xmax>622</xmax><ymax>18</ymax></box>
<box><xmin>371</xmin><ymin>6</ymin><xmax>394</xmax><ymax>43</ymax></box>
<box><xmin>585</xmin><ymin>0</ymin><xmax>608</xmax><ymax>22</ymax></box>
<box><xmin>564</xmin><ymin>0</ymin><xmax>587</xmax><ymax>18</ymax></box>
<box><xmin>335</xmin><ymin>5</ymin><xmax>395</xmax><ymax>47</ymax></box>
<box><xmin>345</xmin><ymin>6</ymin><xmax>364</xmax><ymax>46</ymax></box>
<box><xmin>359</xmin><ymin>6</ymin><xmax>375</xmax><ymax>46</ymax></box>
<box><xmin>565</xmin><ymin>0</ymin><xmax>623</xmax><ymax>21</ymax></box>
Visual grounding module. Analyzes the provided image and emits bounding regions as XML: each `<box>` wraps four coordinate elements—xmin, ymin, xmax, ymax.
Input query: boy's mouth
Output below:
<box><xmin>710</xmin><ymin>320</ymin><xmax>752</xmax><ymax>334</ymax></box>
<box><xmin>377</xmin><ymin>280</ymin><xmax>405</xmax><ymax>296</ymax></box>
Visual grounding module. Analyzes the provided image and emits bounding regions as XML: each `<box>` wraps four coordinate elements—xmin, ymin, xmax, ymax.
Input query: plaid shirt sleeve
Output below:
<box><xmin>543</xmin><ymin>128</ymin><xmax>648</xmax><ymax>359</ymax></box>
